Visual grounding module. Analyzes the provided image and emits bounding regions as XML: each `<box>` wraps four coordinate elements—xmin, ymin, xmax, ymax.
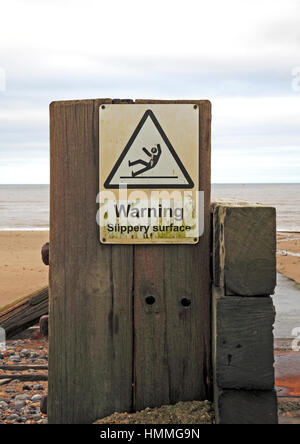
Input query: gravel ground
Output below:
<box><xmin>94</xmin><ymin>401</ymin><xmax>215</xmax><ymax>425</ymax></box>
<box><xmin>0</xmin><ymin>336</ymin><xmax>48</xmax><ymax>424</ymax></box>
<box><xmin>1</xmin><ymin>330</ymin><xmax>299</xmax><ymax>424</ymax></box>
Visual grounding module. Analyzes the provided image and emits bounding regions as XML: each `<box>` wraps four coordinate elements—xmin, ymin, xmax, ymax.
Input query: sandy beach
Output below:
<box><xmin>0</xmin><ymin>230</ymin><xmax>299</xmax><ymax>311</ymax></box>
<box><xmin>277</xmin><ymin>233</ymin><xmax>300</xmax><ymax>285</ymax></box>
<box><xmin>0</xmin><ymin>231</ymin><xmax>49</xmax><ymax>309</ymax></box>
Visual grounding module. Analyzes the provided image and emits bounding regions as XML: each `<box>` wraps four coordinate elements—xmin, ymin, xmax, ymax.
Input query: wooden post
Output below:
<box><xmin>48</xmin><ymin>99</ymin><xmax>212</xmax><ymax>424</ymax></box>
<box><xmin>211</xmin><ymin>201</ymin><xmax>278</xmax><ymax>424</ymax></box>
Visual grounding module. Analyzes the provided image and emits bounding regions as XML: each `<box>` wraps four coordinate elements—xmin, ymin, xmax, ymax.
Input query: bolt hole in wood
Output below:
<box><xmin>145</xmin><ymin>296</ymin><xmax>156</xmax><ymax>305</ymax></box>
<box><xmin>181</xmin><ymin>298</ymin><xmax>191</xmax><ymax>307</ymax></box>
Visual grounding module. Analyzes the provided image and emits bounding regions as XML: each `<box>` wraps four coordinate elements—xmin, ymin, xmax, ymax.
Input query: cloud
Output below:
<box><xmin>0</xmin><ymin>0</ymin><xmax>299</xmax><ymax>183</ymax></box>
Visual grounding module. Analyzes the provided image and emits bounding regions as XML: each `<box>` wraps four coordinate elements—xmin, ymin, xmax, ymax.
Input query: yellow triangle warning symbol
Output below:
<box><xmin>104</xmin><ymin>110</ymin><xmax>194</xmax><ymax>189</ymax></box>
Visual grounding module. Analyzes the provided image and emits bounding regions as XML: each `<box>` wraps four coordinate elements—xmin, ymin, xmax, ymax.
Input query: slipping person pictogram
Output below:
<box><xmin>129</xmin><ymin>144</ymin><xmax>162</xmax><ymax>177</ymax></box>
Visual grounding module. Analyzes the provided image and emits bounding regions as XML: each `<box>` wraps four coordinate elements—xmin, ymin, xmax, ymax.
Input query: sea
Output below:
<box><xmin>0</xmin><ymin>185</ymin><xmax>49</xmax><ymax>230</ymax></box>
<box><xmin>0</xmin><ymin>184</ymin><xmax>300</xmax><ymax>231</ymax></box>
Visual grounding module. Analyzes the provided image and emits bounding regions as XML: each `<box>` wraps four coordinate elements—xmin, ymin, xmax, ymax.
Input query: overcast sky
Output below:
<box><xmin>0</xmin><ymin>0</ymin><xmax>299</xmax><ymax>183</ymax></box>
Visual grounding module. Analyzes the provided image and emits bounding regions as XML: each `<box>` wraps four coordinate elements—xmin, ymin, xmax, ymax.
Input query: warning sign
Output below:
<box><xmin>104</xmin><ymin>110</ymin><xmax>194</xmax><ymax>189</ymax></box>
<box><xmin>99</xmin><ymin>104</ymin><xmax>201</xmax><ymax>244</ymax></box>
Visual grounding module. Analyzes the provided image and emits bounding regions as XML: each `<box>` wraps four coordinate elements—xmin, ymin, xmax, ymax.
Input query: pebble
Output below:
<box><xmin>7</xmin><ymin>414</ymin><xmax>20</xmax><ymax>421</ymax></box>
<box><xmin>30</xmin><ymin>414</ymin><xmax>41</xmax><ymax>419</ymax></box>
<box><xmin>0</xmin><ymin>337</ymin><xmax>48</xmax><ymax>424</ymax></box>
<box><xmin>15</xmin><ymin>394</ymin><xmax>30</xmax><ymax>401</ymax></box>
<box><xmin>14</xmin><ymin>400</ymin><xmax>26</xmax><ymax>409</ymax></box>
<box><xmin>20</xmin><ymin>349</ymin><xmax>31</xmax><ymax>358</ymax></box>
<box><xmin>30</xmin><ymin>353</ymin><xmax>40</xmax><ymax>359</ymax></box>
<box><xmin>10</xmin><ymin>355</ymin><xmax>21</xmax><ymax>363</ymax></box>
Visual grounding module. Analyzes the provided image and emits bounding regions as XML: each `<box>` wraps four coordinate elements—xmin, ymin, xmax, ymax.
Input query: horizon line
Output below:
<box><xmin>0</xmin><ymin>183</ymin><xmax>300</xmax><ymax>186</ymax></box>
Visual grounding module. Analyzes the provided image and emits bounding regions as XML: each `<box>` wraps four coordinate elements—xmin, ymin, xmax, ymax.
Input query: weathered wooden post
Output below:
<box><xmin>48</xmin><ymin>99</ymin><xmax>212</xmax><ymax>424</ymax></box>
<box><xmin>211</xmin><ymin>201</ymin><xmax>278</xmax><ymax>424</ymax></box>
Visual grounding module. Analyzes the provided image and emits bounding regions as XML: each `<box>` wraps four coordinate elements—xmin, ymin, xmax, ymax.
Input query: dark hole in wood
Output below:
<box><xmin>181</xmin><ymin>298</ymin><xmax>191</xmax><ymax>307</ymax></box>
<box><xmin>145</xmin><ymin>296</ymin><xmax>155</xmax><ymax>305</ymax></box>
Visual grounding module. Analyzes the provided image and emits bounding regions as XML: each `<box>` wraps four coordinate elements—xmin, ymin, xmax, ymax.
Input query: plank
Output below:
<box><xmin>214</xmin><ymin>389</ymin><xmax>278</xmax><ymax>424</ymax></box>
<box><xmin>133</xmin><ymin>100</ymin><xmax>212</xmax><ymax>410</ymax></box>
<box><xmin>0</xmin><ymin>288</ymin><xmax>48</xmax><ymax>338</ymax></box>
<box><xmin>0</xmin><ymin>379</ymin><xmax>12</xmax><ymax>386</ymax></box>
<box><xmin>212</xmin><ymin>288</ymin><xmax>275</xmax><ymax>390</ymax></box>
<box><xmin>0</xmin><ymin>374</ymin><xmax>48</xmax><ymax>382</ymax></box>
<box><xmin>212</xmin><ymin>202</ymin><xmax>276</xmax><ymax>296</ymax></box>
<box><xmin>48</xmin><ymin>99</ymin><xmax>134</xmax><ymax>424</ymax></box>
<box><xmin>0</xmin><ymin>365</ymin><xmax>48</xmax><ymax>371</ymax></box>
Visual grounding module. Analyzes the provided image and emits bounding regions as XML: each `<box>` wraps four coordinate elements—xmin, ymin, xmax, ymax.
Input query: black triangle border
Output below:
<box><xmin>103</xmin><ymin>109</ymin><xmax>194</xmax><ymax>189</ymax></box>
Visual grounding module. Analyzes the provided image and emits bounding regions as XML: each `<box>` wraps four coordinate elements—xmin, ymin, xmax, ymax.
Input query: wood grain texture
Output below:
<box><xmin>133</xmin><ymin>100</ymin><xmax>212</xmax><ymax>410</ymax></box>
<box><xmin>49</xmin><ymin>99</ymin><xmax>134</xmax><ymax>424</ymax></box>
<box><xmin>0</xmin><ymin>287</ymin><xmax>48</xmax><ymax>338</ymax></box>
<box><xmin>212</xmin><ymin>289</ymin><xmax>275</xmax><ymax>390</ymax></box>
<box><xmin>215</xmin><ymin>389</ymin><xmax>278</xmax><ymax>425</ymax></box>
<box><xmin>212</xmin><ymin>203</ymin><xmax>276</xmax><ymax>296</ymax></box>
<box><xmin>49</xmin><ymin>99</ymin><xmax>212</xmax><ymax>423</ymax></box>
<box><xmin>0</xmin><ymin>379</ymin><xmax>12</xmax><ymax>386</ymax></box>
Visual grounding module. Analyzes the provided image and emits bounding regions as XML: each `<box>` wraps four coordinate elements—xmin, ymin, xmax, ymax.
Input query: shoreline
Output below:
<box><xmin>0</xmin><ymin>230</ymin><xmax>299</xmax><ymax>310</ymax></box>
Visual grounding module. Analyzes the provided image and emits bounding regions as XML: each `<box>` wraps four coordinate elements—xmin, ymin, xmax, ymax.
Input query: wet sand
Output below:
<box><xmin>0</xmin><ymin>231</ymin><xmax>49</xmax><ymax>309</ymax></box>
<box><xmin>277</xmin><ymin>232</ymin><xmax>300</xmax><ymax>284</ymax></box>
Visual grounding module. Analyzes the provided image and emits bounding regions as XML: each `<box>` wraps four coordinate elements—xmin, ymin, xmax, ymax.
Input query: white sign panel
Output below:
<box><xmin>99</xmin><ymin>104</ymin><xmax>201</xmax><ymax>244</ymax></box>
